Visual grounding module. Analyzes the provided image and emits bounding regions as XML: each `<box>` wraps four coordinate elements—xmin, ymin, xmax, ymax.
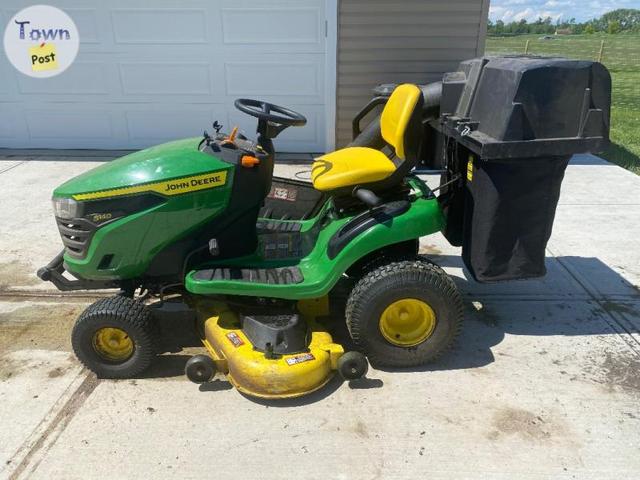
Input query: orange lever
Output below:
<box><xmin>227</xmin><ymin>126</ymin><xmax>238</xmax><ymax>142</ymax></box>
<box><xmin>221</xmin><ymin>126</ymin><xmax>239</xmax><ymax>147</ymax></box>
<box><xmin>241</xmin><ymin>155</ymin><xmax>260</xmax><ymax>168</ymax></box>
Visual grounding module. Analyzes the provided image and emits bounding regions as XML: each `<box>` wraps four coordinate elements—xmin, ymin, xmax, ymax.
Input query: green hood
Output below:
<box><xmin>54</xmin><ymin>138</ymin><xmax>227</xmax><ymax>198</ymax></box>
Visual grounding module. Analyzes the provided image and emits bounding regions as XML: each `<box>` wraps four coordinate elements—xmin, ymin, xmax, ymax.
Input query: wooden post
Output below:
<box><xmin>597</xmin><ymin>39</ymin><xmax>605</xmax><ymax>62</ymax></box>
<box><xmin>524</xmin><ymin>39</ymin><xmax>530</xmax><ymax>54</ymax></box>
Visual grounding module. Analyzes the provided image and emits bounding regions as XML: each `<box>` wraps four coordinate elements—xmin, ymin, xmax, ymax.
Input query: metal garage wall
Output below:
<box><xmin>335</xmin><ymin>0</ymin><xmax>490</xmax><ymax>147</ymax></box>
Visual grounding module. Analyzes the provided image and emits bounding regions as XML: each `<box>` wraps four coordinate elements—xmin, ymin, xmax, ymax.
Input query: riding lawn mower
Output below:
<box><xmin>38</xmin><ymin>56</ymin><xmax>611</xmax><ymax>399</ymax></box>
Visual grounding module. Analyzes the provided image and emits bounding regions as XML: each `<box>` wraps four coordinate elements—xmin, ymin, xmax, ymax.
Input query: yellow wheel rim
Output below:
<box><xmin>379</xmin><ymin>298</ymin><xmax>437</xmax><ymax>347</ymax></box>
<box><xmin>92</xmin><ymin>327</ymin><xmax>134</xmax><ymax>362</ymax></box>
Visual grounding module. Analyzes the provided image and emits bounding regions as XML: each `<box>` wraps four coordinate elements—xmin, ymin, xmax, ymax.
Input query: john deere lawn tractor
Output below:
<box><xmin>38</xmin><ymin>56</ymin><xmax>611</xmax><ymax>399</ymax></box>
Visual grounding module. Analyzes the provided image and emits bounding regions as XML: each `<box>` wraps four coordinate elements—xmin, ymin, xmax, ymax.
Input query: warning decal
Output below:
<box><xmin>226</xmin><ymin>332</ymin><xmax>244</xmax><ymax>348</ymax></box>
<box><xmin>268</xmin><ymin>186</ymin><xmax>298</xmax><ymax>202</ymax></box>
<box><xmin>285</xmin><ymin>353</ymin><xmax>315</xmax><ymax>366</ymax></box>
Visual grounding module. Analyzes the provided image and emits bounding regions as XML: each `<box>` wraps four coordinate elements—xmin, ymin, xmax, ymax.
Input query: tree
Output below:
<box><xmin>543</xmin><ymin>16</ymin><xmax>554</xmax><ymax>34</ymax></box>
<box><xmin>515</xmin><ymin>19</ymin><xmax>528</xmax><ymax>34</ymax></box>
<box><xmin>601</xmin><ymin>8</ymin><xmax>640</xmax><ymax>30</ymax></box>
<box><xmin>593</xmin><ymin>9</ymin><xmax>640</xmax><ymax>32</ymax></box>
<box><xmin>607</xmin><ymin>20</ymin><xmax>621</xmax><ymax>34</ymax></box>
<box><xmin>486</xmin><ymin>8</ymin><xmax>640</xmax><ymax>36</ymax></box>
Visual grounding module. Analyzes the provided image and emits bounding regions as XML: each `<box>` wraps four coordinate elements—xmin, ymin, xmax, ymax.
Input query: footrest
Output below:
<box><xmin>192</xmin><ymin>266</ymin><xmax>304</xmax><ymax>285</ymax></box>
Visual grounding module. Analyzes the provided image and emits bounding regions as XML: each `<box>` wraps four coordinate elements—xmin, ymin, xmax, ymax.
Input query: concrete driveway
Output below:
<box><xmin>0</xmin><ymin>152</ymin><xmax>638</xmax><ymax>479</ymax></box>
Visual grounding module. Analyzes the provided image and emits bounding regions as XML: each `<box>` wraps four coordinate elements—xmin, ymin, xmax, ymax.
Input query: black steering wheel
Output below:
<box><xmin>234</xmin><ymin>99</ymin><xmax>307</xmax><ymax>127</ymax></box>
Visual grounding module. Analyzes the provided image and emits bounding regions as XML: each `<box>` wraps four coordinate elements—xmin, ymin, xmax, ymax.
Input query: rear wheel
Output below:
<box><xmin>345</xmin><ymin>257</ymin><xmax>463</xmax><ymax>367</ymax></box>
<box><xmin>72</xmin><ymin>295</ymin><xmax>158</xmax><ymax>378</ymax></box>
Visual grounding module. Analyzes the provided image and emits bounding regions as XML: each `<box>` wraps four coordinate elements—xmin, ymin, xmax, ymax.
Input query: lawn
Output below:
<box><xmin>485</xmin><ymin>33</ymin><xmax>640</xmax><ymax>174</ymax></box>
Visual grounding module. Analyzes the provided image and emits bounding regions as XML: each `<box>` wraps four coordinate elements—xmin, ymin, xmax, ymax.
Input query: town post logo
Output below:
<box><xmin>3</xmin><ymin>5</ymin><xmax>79</xmax><ymax>78</ymax></box>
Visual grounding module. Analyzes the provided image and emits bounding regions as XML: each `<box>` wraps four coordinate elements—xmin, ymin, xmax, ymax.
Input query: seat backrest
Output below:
<box><xmin>380</xmin><ymin>84</ymin><xmax>423</xmax><ymax>161</ymax></box>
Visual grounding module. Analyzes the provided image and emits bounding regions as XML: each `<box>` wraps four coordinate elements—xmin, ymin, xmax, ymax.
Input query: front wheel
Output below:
<box><xmin>72</xmin><ymin>296</ymin><xmax>158</xmax><ymax>378</ymax></box>
<box><xmin>345</xmin><ymin>257</ymin><xmax>463</xmax><ymax>368</ymax></box>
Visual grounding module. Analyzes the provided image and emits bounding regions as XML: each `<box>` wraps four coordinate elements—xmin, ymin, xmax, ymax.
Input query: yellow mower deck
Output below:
<box><xmin>197</xmin><ymin>301</ymin><xmax>344</xmax><ymax>399</ymax></box>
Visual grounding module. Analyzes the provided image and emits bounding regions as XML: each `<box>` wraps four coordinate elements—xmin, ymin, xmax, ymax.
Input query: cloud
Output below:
<box><xmin>544</xmin><ymin>0</ymin><xmax>575</xmax><ymax>7</ymax></box>
<box><xmin>489</xmin><ymin>0</ymin><xmax>640</xmax><ymax>22</ymax></box>
<box><xmin>513</xmin><ymin>8</ymin><xmax>535</xmax><ymax>20</ymax></box>
<box><xmin>489</xmin><ymin>5</ymin><xmax>563</xmax><ymax>22</ymax></box>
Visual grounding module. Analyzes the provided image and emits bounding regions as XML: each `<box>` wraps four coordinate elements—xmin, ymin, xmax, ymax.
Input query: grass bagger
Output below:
<box><xmin>38</xmin><ymin>56</ymin><xmax>611</xmax><ymax>399</ymax></box>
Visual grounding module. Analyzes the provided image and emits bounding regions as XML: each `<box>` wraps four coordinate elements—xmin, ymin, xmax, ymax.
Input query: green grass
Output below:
<box><xmin>486</xmin><ymin>33</ymin><xmax>640</xmax><ymax>174</ymax></box>
<box><xmin>603</xmin><ymin>107</ymin><xmax>640</xmax><ymax>174</ymax></box>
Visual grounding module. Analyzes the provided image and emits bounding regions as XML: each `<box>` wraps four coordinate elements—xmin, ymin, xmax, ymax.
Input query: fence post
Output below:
<box><xmin>597</xmin><ymin>39</ymin><xmax>605</xmax><ymax>62</ymax></box>
<box><xmin>524</xmin><ymin>39</ymin><xmax>530</xmax><ymax>54</ymax></box>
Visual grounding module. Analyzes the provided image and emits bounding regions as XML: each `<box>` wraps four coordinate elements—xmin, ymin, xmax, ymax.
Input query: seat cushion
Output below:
<box><xmin>380</xmin><ymin>84</ymin><xmax>422</xmax><ymax>159</ymax></box>
<box><xmin>311</xmin><ymin>147</ymin><xmax>396</xmax><ymax>192</ymax></box>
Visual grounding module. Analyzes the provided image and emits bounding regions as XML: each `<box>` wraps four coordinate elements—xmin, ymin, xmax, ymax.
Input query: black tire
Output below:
<box><xmin>338</xmin><ymin>351</ymin><xmax>369</xmax><ymax>380</ymax></box>
<box><xmin>345</xmin><ymin>257</ymin><xmax>463</xmax><ymax>368</ymax></box>
<box><xmin>72</xmin><ymin>295</ymin><xmax>158</xmax><ymax>378</ymax></box>
<box><xmin>185</xmin><ymin>355</ymin><xmax>216</xmax><ymax>384</ymax></box>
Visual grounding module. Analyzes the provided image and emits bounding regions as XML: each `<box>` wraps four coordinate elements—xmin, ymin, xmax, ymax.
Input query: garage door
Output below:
<box><xmin>0</xmin><ymin>0</ymin><xmax>334</xmax><ymax>152</ymax></box>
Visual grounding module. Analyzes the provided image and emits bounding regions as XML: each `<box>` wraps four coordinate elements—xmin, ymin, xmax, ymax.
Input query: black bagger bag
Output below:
<box><xmin>434</xmin><ymin>56</ymin><xmax>611</xmax><ymax>282</ymax></box>
<box><xmin>462</xmin><ymin>155</ymin><xmax>570</xmax><ymax>282</ymax></box>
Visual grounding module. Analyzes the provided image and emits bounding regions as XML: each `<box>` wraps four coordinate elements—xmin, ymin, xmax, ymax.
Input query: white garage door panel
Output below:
<box><xmin>125</xmin><ymin>108</ymin><xmax>227</xmax><ymax>142</ymax></box>
<box><xmin>119</xmin><ymin>63</ymin><xmax>213</xmax><ymax>96</ymax></box>
<box><xmin>111</xmin><ymin>9</ymin><xmax>209</xmax><ymax>44</ymax></box>
<box><xmin>0</xmin><ymin>105</ymin><xmax>28</xmax><ymax>140</ymax></box>
<box><xmin>222</xmin><ymin>8</ymin><xmax>322</xmax><ymax>45</ymax></box>
<box><xmin>25</xmin><ymin>110</ymin><xmax>113</xmax><ymax>140</ymax></box>
<box><xmin>65</xmin><ymin>8</ymin><xmax>100</xmax><ymax>44</ymax></box>
<box><xmin>0</xmin><ymin>0</ymin><xmax>331</xmax><ymax>152</ymax></box>
<box><xmin>17</xmin><ymin>63</ymin><xmax>109</xmax><ymax>95</ymax></box>
<box><xmin>225</xmin><ymin>62</ymin><xmax>320</xmax><ymax>97</ymax></box>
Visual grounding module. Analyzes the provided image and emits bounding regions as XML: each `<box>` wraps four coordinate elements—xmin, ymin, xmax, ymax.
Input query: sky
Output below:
<box><xmin>489</xmin><ymin>0</ymin><xmax>640</xmax><ymax>23</ymax></box>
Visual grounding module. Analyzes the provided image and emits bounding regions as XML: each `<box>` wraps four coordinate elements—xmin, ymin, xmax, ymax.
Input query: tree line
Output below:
<box><xmin>488</xmin><ymin>9</ymin><xmax>640</xmax><ymax>35</ymax></box>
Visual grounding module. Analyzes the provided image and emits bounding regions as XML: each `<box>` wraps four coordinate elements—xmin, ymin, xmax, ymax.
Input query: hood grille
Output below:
<box><xmin>56</xmin><ymin>217</ymin><xmax>97</xmax><ymax>258</ymax></box>
<box><xmin>53</xmin><ymin>194</ymin><xmax>165</xmax><ymax>260</ymax></box>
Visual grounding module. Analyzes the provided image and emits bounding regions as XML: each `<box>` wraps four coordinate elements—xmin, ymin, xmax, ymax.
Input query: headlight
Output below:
<box><xmin>52</xmin><ymin>197</ymin><xmax>80</xmax><ymax>219</ymax></box>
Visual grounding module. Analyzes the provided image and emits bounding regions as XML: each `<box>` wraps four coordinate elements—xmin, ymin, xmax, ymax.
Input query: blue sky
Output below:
<box><xmin>489</xmin><ymin>0</ymin><xmax>640</xmax><ymax>23</ymax></box>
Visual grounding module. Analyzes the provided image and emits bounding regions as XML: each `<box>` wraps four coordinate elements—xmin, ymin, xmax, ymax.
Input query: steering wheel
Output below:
<box><xmin>234</xmin><ymin>99</ymin><xmax>307</xmax><ymax>127</ymax></box>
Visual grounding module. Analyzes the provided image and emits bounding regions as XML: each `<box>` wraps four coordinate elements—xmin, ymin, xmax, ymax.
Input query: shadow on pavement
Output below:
<box><xmin>138</xmin><ymin>354</ymin><xmax>194</xmax><ymax>379</ymax></box>
<box><xmin>199</xmin><ymin>379</ymin><xmax>234</xmax><ymax>392</ymax></box>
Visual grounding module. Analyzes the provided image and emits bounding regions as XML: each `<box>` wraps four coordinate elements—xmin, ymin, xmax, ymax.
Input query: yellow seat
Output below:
<box><xmin>311</xmin><ymin>83</ymin><xmax>422</xmax><ymax>192</ymax></box>
<box><xmin>311</xmin><ymin>147</ymin><xmax>396</xmax><ymax>192</ymax></box>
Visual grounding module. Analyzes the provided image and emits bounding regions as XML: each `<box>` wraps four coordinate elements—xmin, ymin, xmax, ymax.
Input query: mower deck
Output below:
<box><xmin>197</xmin><ymin>300</ymin><xmax>345</xmax><ymax>399</ymax></box>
